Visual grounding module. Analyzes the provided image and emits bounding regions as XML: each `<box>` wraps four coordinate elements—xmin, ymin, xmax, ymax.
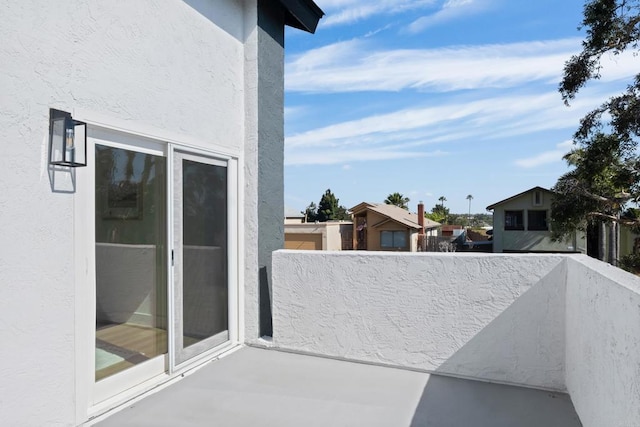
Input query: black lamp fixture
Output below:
<box><xmin>49</xmin><ymin>108</ymin><xmax>87</xmax><ymax>167</ymax></box>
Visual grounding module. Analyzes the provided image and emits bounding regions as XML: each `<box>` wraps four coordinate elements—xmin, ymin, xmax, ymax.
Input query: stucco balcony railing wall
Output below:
<box><xmin>271</xmin><ymin>251</ymin><xmax>640</xmax><ymax>427</ymax></box>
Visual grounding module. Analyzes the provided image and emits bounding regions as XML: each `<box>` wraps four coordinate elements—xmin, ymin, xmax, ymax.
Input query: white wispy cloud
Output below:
<box><xmin>285</xmin><ymin>147</ymin><xmax>447</xmax><ymax>165</ymax></box>
<box><xmin>286</xmin><ymin>38</ymin><xmax>579</xmax><ymax>93</ymax></box>
<box><xmin>514</xmin><ymin>140</ymin><xmax>574</xmax><ymax>169</ymax></box>
<box><xmin>318</xmin><ymin>0</ymin><xmax>437</xmax><ymax>27</ymax></box>
<box><xmin>286</xmin><ymin>38</ymin><xmax>637</xmax><ymax>94</ymax></box>
<box><xmin>287</xmin><ymin>92</ymin><xmax>578</xmax><ymax>148</ymax></box>
<box><xmin>407</xmin><ymin>0</ymin><xmax>491</xmax><ymax>33</ymax></box>
<box><xmin>285</xmin><ymin>86</ymin><xmax>616</xmax><ymax>166</ymax></box>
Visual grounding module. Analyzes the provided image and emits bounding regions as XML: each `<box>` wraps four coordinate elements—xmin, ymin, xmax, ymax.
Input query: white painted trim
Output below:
<box><xmin>73</xmin><ymin>108</ymin><xmax>242</xmax><ymax>159</ymax></box>
<box><xmin>236</xmin><ymin>155</ymin><xmax>246</xmax><ymax>344</ymax></box>
<box><xmin>88</xmin><ymin>369</ymin><xmax>170</xmax><ymax>421</ymax></box>
<box><xmin>169</xmin><ymin>340</ymin><xmax>241</xmax><ymax>377</ymax></box>
<box><xmin>88</xmin><ymin>125</ymin><xmax>166</xmax><ymax>156</ymax></box>
<box><xmin>88</xmin><ymin>133</ymin><xmax>169</xmax><ymax>406</ymax></box>
<box><xmin>166</xmin><ymin>147</ymin><xmax>176</xmax><ymax>374</ymax></box>
<box><xmin>170</xmin><ymin>147</ymin><xmax>241</xmax><ymax>368</ymax></box>
<box><xmin>93</xmin><ymin>357</ymin><xmax>168</xmax><ymax>404</ymax></box>
<box><xmin>85</xmin><ymin>343</ymin><xmax>244</xmax><ymax>426</ymax></box>
<box><xmin>228</xmin><ymin>158</ymin><xmax>240</xmax><ymax>346</ymax></box>
<box><xmin>177</xmin><ymin>150</ymin><xmax>229</xmax><ymax>167</ymax></box>
<box><xmin>74</xmin><ymin>144</ymin><xmax>94</xmax><ymax>425</ymax></box>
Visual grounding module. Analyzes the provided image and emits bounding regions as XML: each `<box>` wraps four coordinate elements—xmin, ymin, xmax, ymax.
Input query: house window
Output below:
<box><xmin>380</xmin><ymin>231</ymin><xmax>407</xmax><ymax>249</ymax></box>
<box><xmin>504</xmin><ymin>210</ymin><xmax>524</xmax><ymax>230</ymax></box>
<box><xmin>533</xmin><ymin>190</ymin><xmax>543</xmax><ymax>206</ymax></box>
<box><xmin>528</xmin><ymin>210</ymin><xmax>548</xmax><ymax>231</ymax></box>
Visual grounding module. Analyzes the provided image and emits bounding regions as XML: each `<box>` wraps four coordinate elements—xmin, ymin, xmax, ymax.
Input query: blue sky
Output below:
<box><xmin>283</xmin><ymin>0</ymin><xmax>637</xmax><ymax>214</ymax></box>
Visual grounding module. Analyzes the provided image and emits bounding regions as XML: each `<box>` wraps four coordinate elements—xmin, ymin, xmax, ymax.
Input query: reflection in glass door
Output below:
<box><xmin>94</xmin><ymin>144</ymin><xmax>167</xmax><ymax>381</ymax></box>
<box><xmin>173</xmin><ymin>152</ymin><xmax>230</xmax><ymax>365</ymax></box>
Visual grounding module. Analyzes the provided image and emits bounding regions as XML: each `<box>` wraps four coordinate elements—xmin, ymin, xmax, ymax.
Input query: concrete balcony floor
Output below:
<box><xmin>96</xmin><ymin>346</ymin><xmax>581</xmax><ymax>427</ymax></box>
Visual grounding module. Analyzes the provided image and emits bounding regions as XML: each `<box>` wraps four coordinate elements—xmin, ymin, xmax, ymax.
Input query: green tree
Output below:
<box><xmin>426</xmin><ymin>203</ymin><xmax>449</xmax><ymax>224</ymax></box>
<box><xmin>552</xmin><ymin>0</ymin><xmax>640</xmax><ymax>267</ymax></box>
<box><xmin>302</xmin><ymin>202</ymin><xmax>318</xmax><ymax>223</ymax></box>
<box><xmin>314</xmin><ymin>189</ymin><xmax>350</xmax><ymax>222</ymax></box>
<box><xmin>384</xmin><ymin>192</ymin><xmax>410</xmax><ymax>209</ymax></box>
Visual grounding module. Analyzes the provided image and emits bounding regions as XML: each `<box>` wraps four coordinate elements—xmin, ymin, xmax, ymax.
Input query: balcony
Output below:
<box><xmin>94</xmin><ymin>252</ymin><xmax>640</xmax><ymax>426</ymax></box>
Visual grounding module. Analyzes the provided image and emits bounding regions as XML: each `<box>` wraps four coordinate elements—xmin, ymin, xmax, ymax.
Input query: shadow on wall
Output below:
<box><xmin>433</xmin><ymin>262</ymin><xmax>567</xmax><ymax>390</ymax></box>
<box><xmin>182</xmin><ymin>0</ymin><xmax>245</xmax><ymax>42</ymax></box>
<box><xmin>48</xmin><ymin>165</ymin><xmax>76</xmax><ymax>194</ymax></box>
<box><xmin>409</xmin><ymin>262</ymin><xmax>581</xmax><ymax>426</ymax></box>
<box><xmin>409</xmin><ymin>375</ymin><xmax>581</xmax><ymax>427</ymax></box>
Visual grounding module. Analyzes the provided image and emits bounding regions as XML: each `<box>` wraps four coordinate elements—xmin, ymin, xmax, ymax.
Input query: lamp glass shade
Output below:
<box><xmin>49</xmin><ymin>109</ymin><xmax>87</xmax><ymax>167</ymax></box>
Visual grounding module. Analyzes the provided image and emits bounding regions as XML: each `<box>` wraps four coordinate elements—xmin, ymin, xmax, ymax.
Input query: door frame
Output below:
<box><xmin>73</xmin><ymin>119</ymin><xmax>243</xmax><ymax>422</ymax></box>
<box><xmin>170</xmin><ymin>148</ymin><xmax>239</xmax><ymax>370</ymax></box>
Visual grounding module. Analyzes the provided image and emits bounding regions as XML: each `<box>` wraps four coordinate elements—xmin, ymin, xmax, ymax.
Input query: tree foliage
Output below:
<box><xmin>302</xmin><ymin>202</ymin><xmax>318</xmax><ymax>222</ymax></box>
<box><xmin>552</xmin><ymin>0</ymin><xmax>640</xmax><ymax>259</ymax></box>
<box><xmin>425</xmin><ymin>204</ymin><xmax>450</xmax><ymax>224</ymax></box>
<box><xmin>303</xmin><ymin>189</ymin><xmax>349</xmax><ymax>222</ymax></box>
<box><xmin>384</xmin><ymin>192</ymin><xmax>410</xmax><ymax>210</ymax></box>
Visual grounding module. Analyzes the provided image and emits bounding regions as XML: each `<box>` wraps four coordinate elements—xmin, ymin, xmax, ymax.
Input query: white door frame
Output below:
<box><xmin>73</xmin><ymin>123</ymin><xmax>242</xmax><ymax>422</ymax></box>
<box><xmin>170</xmin><ymin>148</ymin><xmax>239</xmax><ymax>370</ymax></box>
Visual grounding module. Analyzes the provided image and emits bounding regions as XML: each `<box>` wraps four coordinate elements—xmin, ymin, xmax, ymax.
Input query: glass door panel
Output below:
<box><xmin>94</xmin><ymin>144</ymin><xmax>167</xmax><ymax>381</ymax></box>
<box><xmin>173</xmin><ymin>152</ymin><xmax>229</xmax><ymax>365</ymax></box>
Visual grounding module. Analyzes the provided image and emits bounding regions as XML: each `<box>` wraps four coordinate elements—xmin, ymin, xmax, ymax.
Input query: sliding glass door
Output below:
<box><xmin>94</xmin><ymin>142</ymin><xmax>168</xmax><ymax>382</ymax></box>
<box><xmin>90</xmin><ymin>131</ymin><xmax>237</xmax><ymax>404</ymax></box>
<box><xmin>173</xmin><ymin>151</ymin><xmax>232</xmax><ymax>365</ymax></box>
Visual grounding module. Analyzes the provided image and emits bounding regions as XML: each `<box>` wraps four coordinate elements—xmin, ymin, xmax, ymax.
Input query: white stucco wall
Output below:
<box><xmin>565</xmin><ymin>256</ymin><xmax>640</xmax><ymax>427</ymax></box>
<box><xmin>272</xmin><ymin>251</ymin><xmax>640</xmax><ymax>425</ymax></box>
<box><xmin>272</xmin><ymin>251</ymin><xmax>568</xmax><ymax>390</ymax></box>
<box><xmin>0</xmin><ymin>1</ymin><xmax>271</xmax><ymax>425</ymax></box>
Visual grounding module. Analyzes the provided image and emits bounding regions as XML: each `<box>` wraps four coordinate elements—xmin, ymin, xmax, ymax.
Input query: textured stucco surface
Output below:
<box><xmin>243</xmin><ymin>0</ymin><xmax>287</xmax><ymax>341</ymax></box>
<box><xmin>257</xmin><ymin>0</ymin><xmax>285</xmax><ymax>338</ymax></box>
<box><xmin>272</xmin><ymin>251</ymin><xmax>640</xmax><ymax>426</ymax></box>
<box><xmin>0</xmin><ymin>0</ymin><xmax>280</xmax><ymax>425</ymax></box>
<box><xmin>272</xmin><ymin>251</ymin><xmax>568</xmax><ymax>390</ymax></box>
<box><xmin>565</xmin><ymin>256</ymin><xmax>640</xmax><ymax>427</ymax></box>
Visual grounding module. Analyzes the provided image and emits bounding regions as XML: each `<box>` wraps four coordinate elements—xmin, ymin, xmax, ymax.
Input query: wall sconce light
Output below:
<box><xmin>49</xmin><ymin>109</ymin><xmax>87</xmax><ymax>167</ymax></box>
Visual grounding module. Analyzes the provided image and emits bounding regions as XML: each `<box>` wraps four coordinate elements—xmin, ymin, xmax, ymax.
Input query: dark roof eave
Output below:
<box><xmin>486</xmin><ymin>186</ymin><xmax>552</xmax><ymax>211</ymax></box>
<box><xmin>279</xmin><ymin>0</ymin><xmax>324</xmax><ymax>33</ymax></box>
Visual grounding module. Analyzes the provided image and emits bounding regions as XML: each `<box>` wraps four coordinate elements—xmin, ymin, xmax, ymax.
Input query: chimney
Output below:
<box><xmin>417</xmin><ymin>201</ymin><xmax>425</xmax><ymax>235</ymax></box>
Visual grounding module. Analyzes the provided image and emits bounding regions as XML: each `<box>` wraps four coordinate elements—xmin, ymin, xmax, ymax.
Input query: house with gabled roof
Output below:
<box><xmin>351</xmin><ymin>202</ymin><xmax>440</xmax><ymax>251</ymax></box>
<box><xmin>487</xmin><ymin>186</ymin><xmax>586</xmax><ymax>254</ymax></box>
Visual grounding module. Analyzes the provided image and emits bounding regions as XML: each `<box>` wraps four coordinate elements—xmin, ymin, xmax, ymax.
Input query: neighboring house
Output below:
<box><xmin>284</xmin><ymin>221</ymin><xmax>353</xmax><ymax>250</ymax></box>
<box><xmin>441</xmin><ymin>224</ymin><xmax>465</xmax><ymax>237</ymax></box>
<box><xmin>0</xmin><ymin>2</ymin><xmax>322</xmax><ymax>426</ymax></box>
<box><xmin>621</xmin><ymin>226</ymin><xmax>640</xmax><ymax>258</ymax></box>
<box><xmin>285</xmin><ymin>206</ymin><xmax>305</xmax><ymax>224</ymax></box>
<box><xmin>351</xmin><ymin>202</ymin><xmax>441</xmax><ymax>252</ymax></box>
<box><xmin>487</xmin><ymin>187</ymin><xmax>586</xmax><ymax>253</ymax></box>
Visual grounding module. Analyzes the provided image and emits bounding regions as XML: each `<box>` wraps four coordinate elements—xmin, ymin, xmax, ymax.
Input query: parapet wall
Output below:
<box><xmin>565</xmin><ymin>256</ymin><xmax>640</xmax><ymax>427</ymax></box>
<box><xmin>272</xmin><ymin>251</ymin><xmax>567</xmax><ymax>390</ymax></box>
<box><xmin>271</xmin><ymin>251</ymin><xmax>640</xmax><ymax>427</ymax></box>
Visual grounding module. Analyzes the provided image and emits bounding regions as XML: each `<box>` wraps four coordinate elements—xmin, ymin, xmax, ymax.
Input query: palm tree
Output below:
<box><xmin>466</xmin><ymin>194</ymin><xmax>474</xmax><ymax>224</ymax></box>
<box><xmin>438</xmin><ymin>196</ymin><xmax>447</xmax><ymax>209</ymax></box>
<box><xmin>385</xmin><ymin>192</ymin><xmax>410</xmax><ymax>210</ymax></box>
<box><xmin>438</xmin><ymin>196</ymin><xmax>448</xmax><ymax>224</ymax></box>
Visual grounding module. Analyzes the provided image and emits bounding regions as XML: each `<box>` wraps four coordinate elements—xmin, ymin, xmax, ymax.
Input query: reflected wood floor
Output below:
<box><xmin>96</xmin><ymin>323</ymin><xmax>167</xmax><ymax>381</ymax></box>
